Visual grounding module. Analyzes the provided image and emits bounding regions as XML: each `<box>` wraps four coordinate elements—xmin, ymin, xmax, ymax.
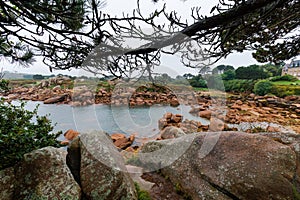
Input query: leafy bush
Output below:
<box><xmin>189</xmin><ymin>78</ymin><xmax>207</xmax><ymax>88</ymax></box>
<box><xmin>270</xmin><ymin>74</ymin><xmax>298</xmax><ymax>82</ymax></box>
<box><xmin>235</xmin><ymin>65</ymin><xmax>270</xmax><ymax>80</ymax></box>
<box><xmin>221</xmin><ymin>69</ymin><xmax>236</xmax><ymax>80</ymax></box>
<box><xmin>0</xmin><ymin>79</ymin><xmax>9</xmax><ymax>92</ymax></box>
<box><xmin>0</xmin><ymin>100</ymin><xmax>62</xmax><ymax>170</ymax></box>
<box><xmin>188</xmin><ymin>74</ymin><xmax>207</xmax><ymax>88</ymax></box>
<box><xmin>224</xmin><ymin>79</ymin><xmax>257</xmax><ymax>93</ymax></box>
<box><xmin>271</xmin><ymin>85</ymin><xmax>300</xmax><ymax>97</ymax></box>
<box><xmin>254</xmin><ymin>80</ymin><xmax>274</xmax><ymax>96</ymax></box>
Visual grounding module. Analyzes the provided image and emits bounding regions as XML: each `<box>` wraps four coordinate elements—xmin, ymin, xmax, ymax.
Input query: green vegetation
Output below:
<box><xmin>212</xmin><ymin>65</ymin><xmax>234</xmax><ymax>75</ymax></box>
<box><xmin>271</xmin><ymin>81</ymin><xmax>300</xmax><ymax>86</ymax></box>
<box><xmin>293</xmin><ymin>185</ymin><xmax>300</xmax><ymax>200</ymax></box>
<box><xmin>193</xmin><ymin>87</ymin><xmax>209</xmax><ymax>91</ymax></box>
<box><xmin>270</xmin><ymin>74</ymin><xmax>298</xmax><ymax>82</ymax></box>
<box><xmin>0</xmin><ymin>100</ymin><xmax>62</xmax><ymax>170</ymax></box>
<box><xmin>271</xmin><ymin>85</ymin><xmax>300</xmax><ymax>97</ymax></box>
<box><xmin>221</xmin><ymin>69</ymin><xmax>236</xmax><ymax>81</ymax></box>
<box><xmin>254</xmin><ymin>80</ymin><xmax>274</xmax><ymax>96</ymax></box>
<box><xmin>187</xmin><ymin>74</ymin><xmax>207</xmax><ymax>88</ymax></box>
<box><xmin>134</xmin><ymin>182</ymin><xmax>152</xmax><ymax>200</ymax></box>
<box><xmin>32</xmin><ymin>74</ymin><xmax>45</xmax><ymax>80</ymax></box>
<box><xmin>267</xmin><ymin>75</ymin><xmax>300</xmax><ymax>97</ymax></box>
<box><xmin>2</xmin><ymin>62</ymin><xmax>299</xmax><ymax>98</ymax></box>
<box><xmin>235</xmin><ymin>65</ymin><xmax>270</xmax><ymax>80</ymax></box>
<box><xmin>224</xmin><ymin>79</ymin><xmax>257</xmax><ymax>93</ymax></box>
<box><xmin>0</xmin><ymin>79</ymin><xmax>9</xmax><ymax>92</ymax></box>
<box><xmin>181</xmin><ymin>63</ymin><xmax>300</xmax><ymax>98</ymax></box>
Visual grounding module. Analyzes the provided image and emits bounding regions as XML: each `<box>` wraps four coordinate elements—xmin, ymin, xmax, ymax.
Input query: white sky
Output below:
<box><xmin>1</xmin><ymin>0</ymin><xmax>261</xmax><ymax>77</ymax></box>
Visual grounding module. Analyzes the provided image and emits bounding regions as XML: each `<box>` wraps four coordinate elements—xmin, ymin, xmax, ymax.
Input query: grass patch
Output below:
<box><xmin>272</xmin><ymin>80</ymin><xmax>300</xmax><ymax>86</ymax></box>
<box><xmin>134</xmin><ymin>182</ymin><xmax>152</xmax><ymax>200</ymax></box>
<box><xmin>193</xmin><ymin>87</ymin><xmax>209</xmax><ymax>91</ymax></box>
<box><xmin>293</xmin><ymin>185</ymin><xmax>300</xmax><ymax>200</ymax></box>
<box><xmin>9</xmin><ymin>79</ymin><xmax>37</xmax><ymax>87</ymax></box>
<box><xmin>271</xmin><ymin>85</ymin><xmax>300</xmax><ymax>97</ymax></box>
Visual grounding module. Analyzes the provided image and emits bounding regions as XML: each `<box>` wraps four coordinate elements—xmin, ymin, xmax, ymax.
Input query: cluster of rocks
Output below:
<box><xmin>158</xmin><ymin>112</ymin><xmax>184</xmax><ymax>130</ymax></box>
<box><xmin>37</xmin><ymin>76</ymin><xmax>72</xmax><ymax>89</ymax></box>
<box><xmin>4</xmin><ymin>77</ymin><xmax>72</xmax><ymax>103</ymax></box>
<box><xmin>186</xmin><ymin>93</ymin><xmax>300</xmax><ymax>133</ymax></box>
<box><xmin>0</xmin><ymin>131</ymin><xmax>138</xmax><ymax>200</ymax></box>
<box><xmin>157</xmin><ymin>112</ymin><xmax>231</xmax><ymax>137</ymax></box>
<box><xmin>3</xmin><ymin>85</ymin><xmax>97</xmax><ymax>106</ymax></box>
<box><xmin>62</xmin><ymin>129</ymin><xmax>136</xmax><ymax>151</ymax></box>
<box><xmin>111</xmin><ymin>133</ymin><xmax>135</xmax><ymax>150</ymax></box>
<box><xmin>225</xmin><ymin>94</ymin><xmax>300</xmax><ymax>133</ymax></box>
<box><xmin>4</xmin><ymin>86</ymin><xmax>71</xmax><ymax>103</ymax></box>
<box><xmin>94</xmin><ymin>88</ymin><xmax>111</xmax><ymax>104</ymax></box>
<box><xmin>70</xmin><ymin>86</ymin><xmax>95</xmax><ymax>106</ymax></box>
<box><xmin>2</xmin><ymin>80</ymin><xmax>203</xmax><ymax>107</ymax></box>
<box><xmin>226</xmin><ymin>94</ymin><xmax>300</xmax><ymax>122</ymax></box>
<box><xmin>109</xmin><ymin>88</ymin><xmax>182</xmax><ymax>107</ymax></box>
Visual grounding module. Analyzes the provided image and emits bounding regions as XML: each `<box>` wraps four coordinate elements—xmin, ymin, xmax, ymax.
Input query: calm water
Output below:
<box><xmin>16</xmin><ymin>101</ymin><xmax>209</xmax><ymax>140</ymax></box>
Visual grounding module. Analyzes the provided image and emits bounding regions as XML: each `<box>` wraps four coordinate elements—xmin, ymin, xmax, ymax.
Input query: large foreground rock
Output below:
<box><xmin>68</xmin><ymin>131</ymin><xmax>137</xmax><ymax>200</ymax></box>
<box><xmin>12</xmin><ymin>147</ymin><xmax>81</xmax><ymax>200</ymax></box>
<box><xmin>141</xmin><ymin>132</ymin><xmax>299</xmax><ymax>200</ymax></box>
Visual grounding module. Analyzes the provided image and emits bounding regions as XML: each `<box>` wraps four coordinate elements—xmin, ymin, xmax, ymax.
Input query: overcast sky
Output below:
<box><xmin>1</xmin><ymin>0</ymin><xmax>262</xmax><ymax>77</ymax></box>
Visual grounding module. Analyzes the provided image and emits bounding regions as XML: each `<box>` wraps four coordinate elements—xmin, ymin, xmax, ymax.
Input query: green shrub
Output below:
<box><xmin>224</xmin><ymin>79</ymin><xmax>256</xmax><ymax>93</ymax></box>
<box><xmin>134</xmin><ymin>182</ymin><xmax>152</xmax><ymax>200</ymax></box>
<box><xmin>270</xmin><ymin>74</ymin><xmax>298</xmax><ymax>82</ymax></box>
<box><xmin>271</xmin><ymin>85</ymin><xmax>300</xmax><ymax>97</ymax></box>
<box><xmin>254</xmin><ymin>80</ymin><xmax>274</xmax><ymax>96</ymax></box>
<box><xmin>0</xmin><ymin>100</ymin><xmax>62</xmax><ymax>170</ymax></box>
<box><xmin>189</xmin><ymin>78</ymin><xmax>207</xmax><ymax>88</ymax></box>
<box><xmin>0</xmin><ymin>79</ymin><xmax>9</xmax><ymax>92</ymax></box>
<box><xmin>188</xmin><ymin>76</ymin><xmax>207</xmax><ymax>88</ymax></box>
<box><xmin>221</xmin><ymin>69</ymin><xmax>236</xmax><ymax>80</ymax></box>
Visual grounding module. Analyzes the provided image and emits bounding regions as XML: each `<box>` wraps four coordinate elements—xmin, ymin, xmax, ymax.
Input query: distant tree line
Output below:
<box><xmin>181</xmin><ymin>63</ymin><xmax>300</xmax><ymax>97</ymax></box>
<box><xmin>183</xmin><ymin>63</ymin><xmax>283</xmax><ymax>88</ymax></box>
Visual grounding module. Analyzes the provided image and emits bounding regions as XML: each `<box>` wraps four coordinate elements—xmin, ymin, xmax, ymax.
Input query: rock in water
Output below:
<box><xmin>68</xmin><ymin>131</ymin><xmax>137</xmax><ymax>200</ymax></box>
<box><xmin>44</xmin><ymin>94</ymin><xmax>67</xmax><ymax>104</ymax></box>
<box><xmin>141</xmin><ymin>132</ymin><xmax>298</xmax><ymax>200</ymax></box>
<box><xmin>199</xmin><ymin>110</ymin><xmax>212</xmax><ymax>119</ymax></box>
<box><xmin>111</xmin><ymin>133</ymin><xmax>135</xmax><ymax>149</ymax></box>
<box><xmin>160</xmin><ymin>126</ymin><xmax>186</xmax><ymax>139</ymax></box>
<box><xmin>14</xmin><ymin>147</ymin><xmax>81</xmax><ymax>200</ymax></box>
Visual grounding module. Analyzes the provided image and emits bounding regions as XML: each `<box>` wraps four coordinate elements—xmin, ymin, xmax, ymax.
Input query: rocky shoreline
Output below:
<box><xmin>1</xmin><ymin>77</ymin><xmax>299</xmax><ymax>133</ymax></box>
<box><xmin>1</xmin><ymin>77</ymin><xmax>300</xmax><ymax>199</ymax></box>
